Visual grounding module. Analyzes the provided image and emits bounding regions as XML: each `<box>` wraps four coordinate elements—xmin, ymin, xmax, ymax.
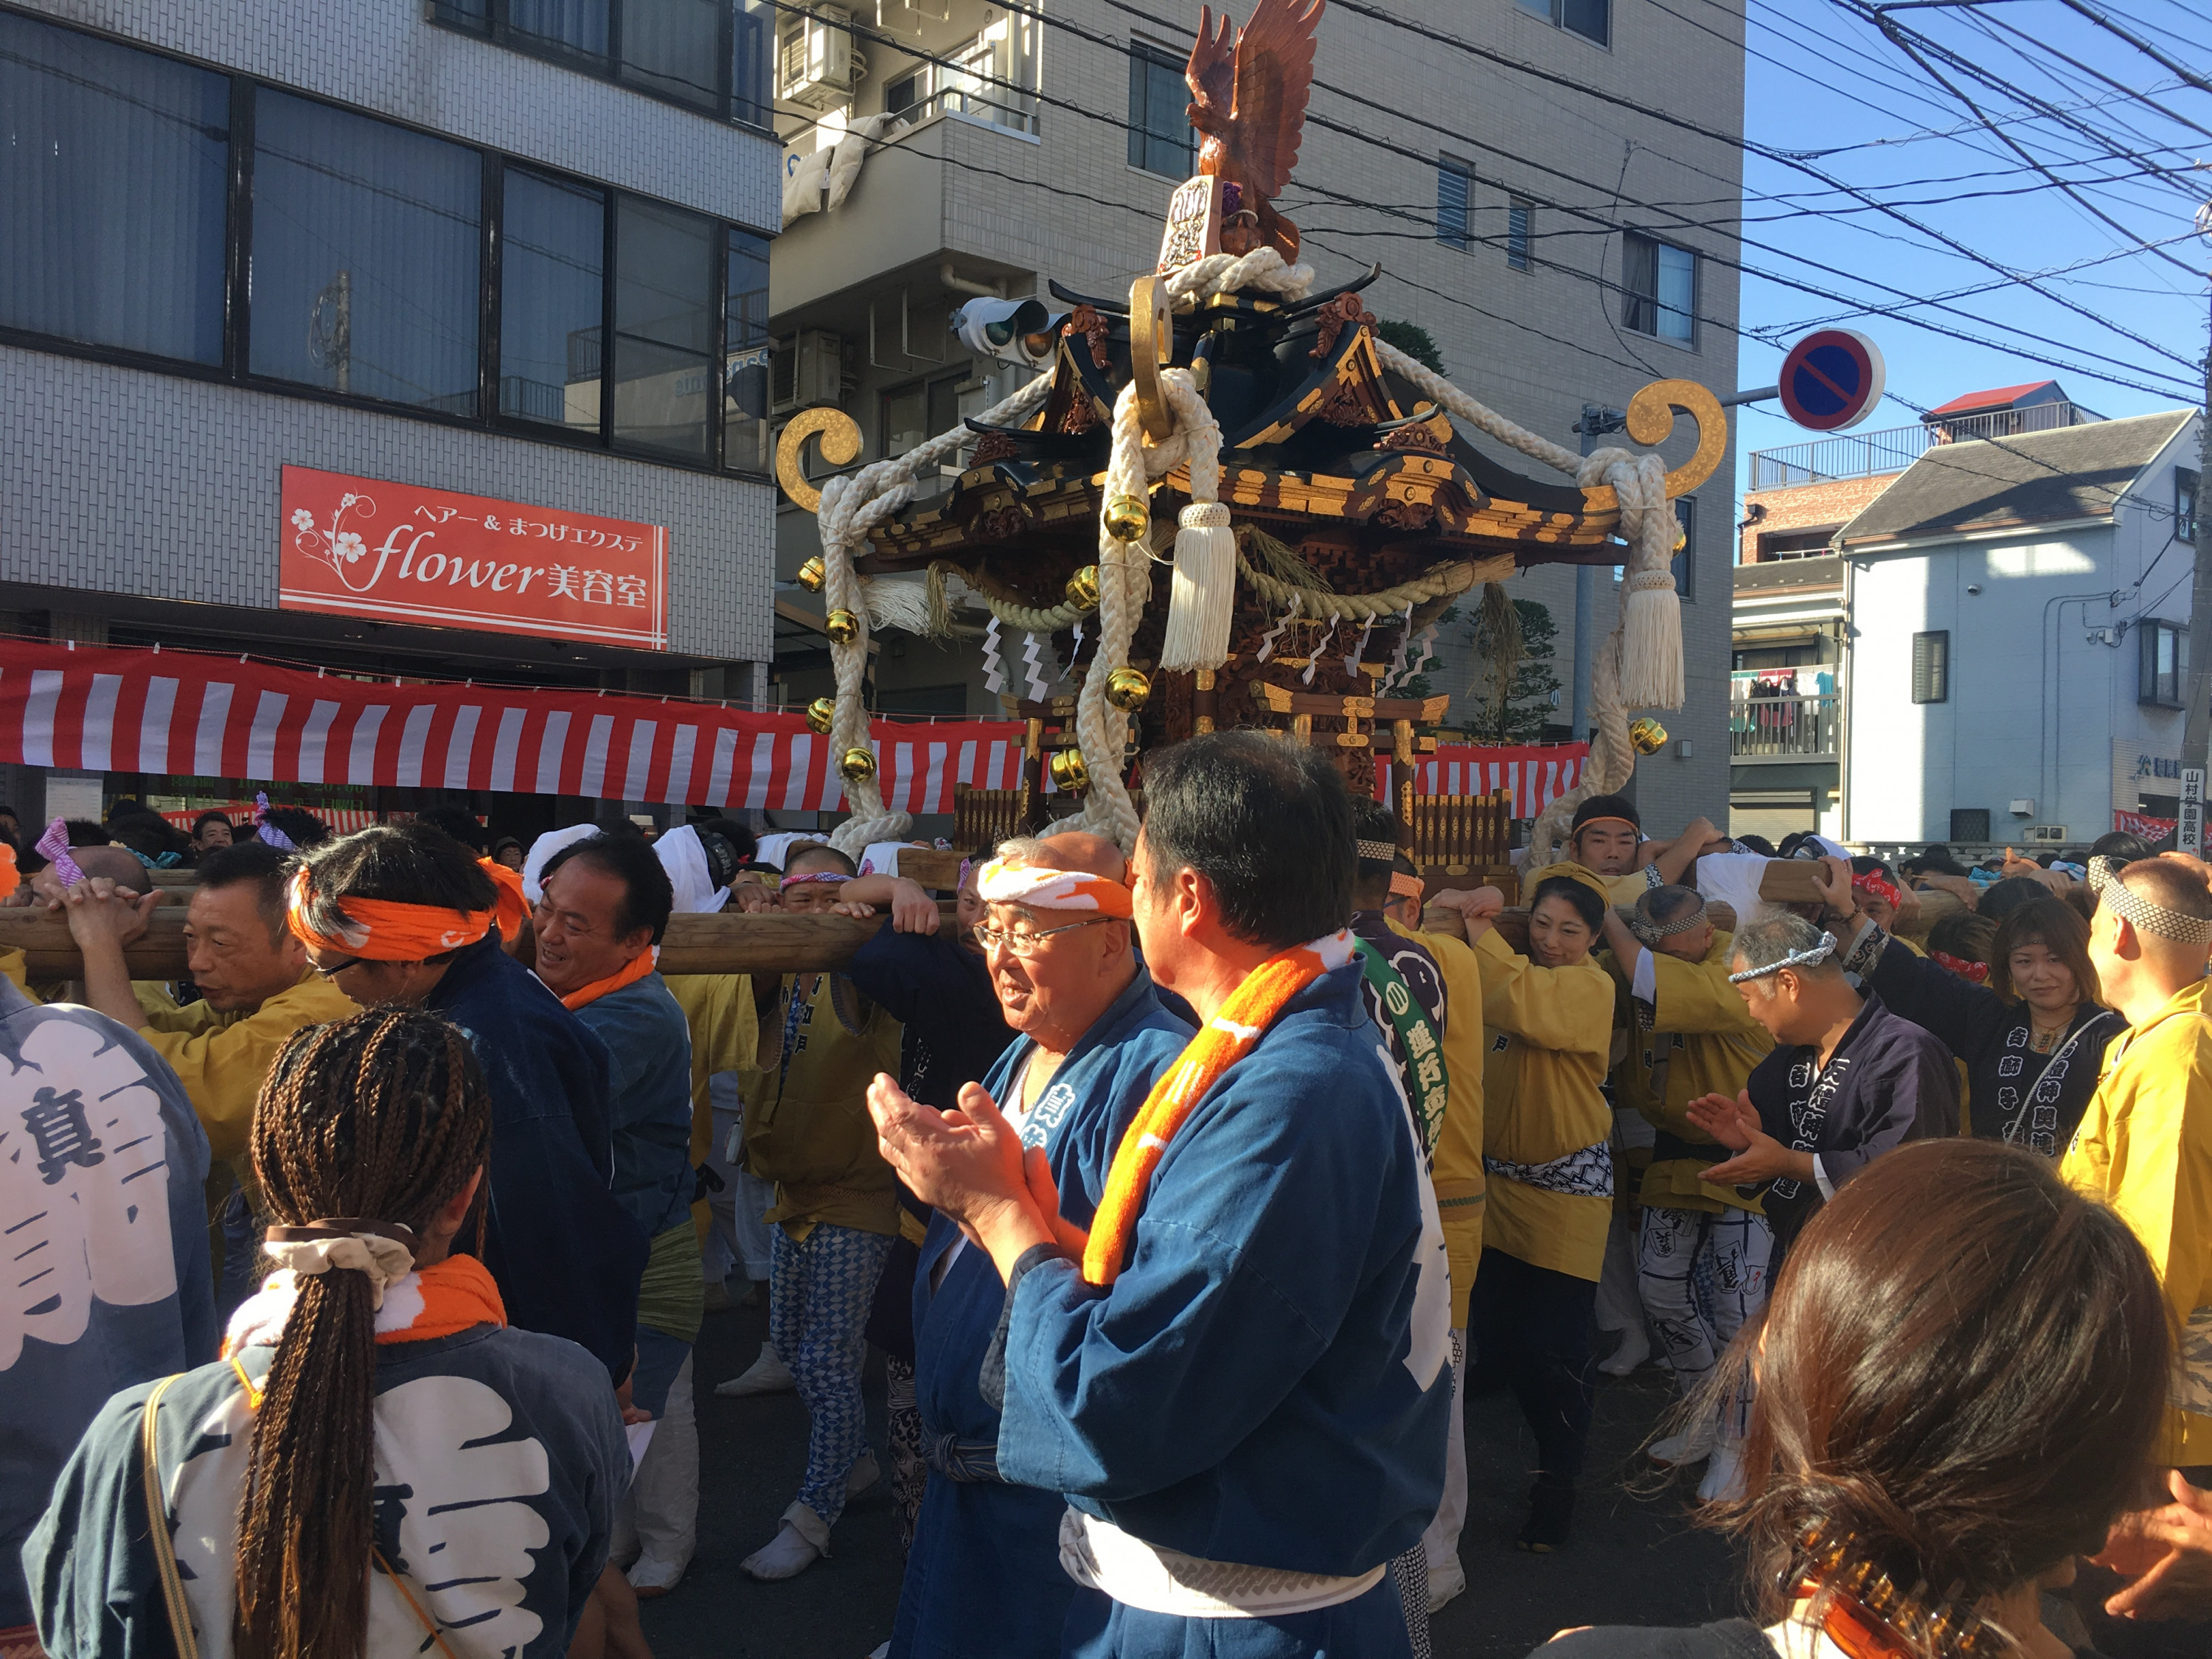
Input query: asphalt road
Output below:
<box><xmin>640</xmin><ymin>1283</ymin><xmax>1743</xmax><ymax>1659</ymax></box>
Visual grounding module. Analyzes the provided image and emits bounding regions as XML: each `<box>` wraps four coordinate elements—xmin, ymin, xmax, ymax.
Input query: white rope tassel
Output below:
<box><xmin>1161</xmin><ymin>500</ymin><xmax>1235</xmax><ymax>672</ymax></box>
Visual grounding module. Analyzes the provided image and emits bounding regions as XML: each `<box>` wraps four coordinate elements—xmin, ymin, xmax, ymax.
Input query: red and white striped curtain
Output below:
<box><xmin>0</xmin><ymin>639</ymin><xmax>1023</xmax><ymax>816</ymax></box>
<box><xmin>1379</xmin><ymin>743</ymin><xmax>1590</xmax><ymax>818</ymax></box>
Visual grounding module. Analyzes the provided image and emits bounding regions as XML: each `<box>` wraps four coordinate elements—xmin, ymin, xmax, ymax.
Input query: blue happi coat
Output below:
<box><xmin>992</xmin><ymin>959</ymin><xmax>1453</xmax><ymax>1658</ymax></box>
<box><xmin>0</xmin><ymin>982</ymin><xmax>213</xmax><ymax>1629</ymax></box>
<box><xmin>891</xmin><ymin>968</ymin><xmax>1192</xmax><ymax>1659</ymax></box>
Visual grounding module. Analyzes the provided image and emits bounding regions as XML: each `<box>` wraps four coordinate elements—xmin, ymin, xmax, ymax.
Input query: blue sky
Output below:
<box><xmin>1725</xmin><ymin>0</ymin><xmax>2208</xmax><ymax>480</ymax></box>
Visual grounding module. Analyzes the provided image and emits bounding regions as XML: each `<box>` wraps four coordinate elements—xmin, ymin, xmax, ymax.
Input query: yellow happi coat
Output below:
<box><xmin>1475</xmin><ymin>928</ymin><xmax>1615</xmax><ymax>1282</ymax></box>
<box><xmin>1607</xmin><ymin>931</ymin><xmax>1773</xmax><ymax>1216</ymax></box>
<box><xmin>1397</xmin><ymin>917</ymin><xmax>1486</xmax><ymax>1328</ymax></box>
<box><xmin>2061</xmin><ymin>975</ymin><xmax>2212</xmax><ymax>1465</ymax></box>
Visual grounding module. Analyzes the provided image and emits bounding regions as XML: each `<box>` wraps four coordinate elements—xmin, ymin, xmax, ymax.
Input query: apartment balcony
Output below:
<box><xmin>1731</xmin><ymin>692</ymin><xmax>1839</xmax><ymax>762</ymax></box>
<box><xmin>1747</xmin><ymin>401</ymin><xmax>2105</xmax><ymax>490</ymax></box>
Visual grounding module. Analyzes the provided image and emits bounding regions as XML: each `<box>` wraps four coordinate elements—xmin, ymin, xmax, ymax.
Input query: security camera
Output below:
<box><xmin>1965</xmin><ymin>583</ymin><xmax>1982</xmax><ymax>596</ymax></box>
<box><xmin>951</xmin><ymin>297</ymin><xmax>1065</xmax><ymax>367</ymax></box>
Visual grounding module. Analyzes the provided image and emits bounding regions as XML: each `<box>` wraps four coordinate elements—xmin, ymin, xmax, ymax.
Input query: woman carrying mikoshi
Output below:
<box><xmin>28</xmin><ymin>1007</ymin><xmax>633</xmax><ymax>1659</ymax></box>
<box><xmin>1437</xmin><ymin>869</ymin><xmax>1618</xmax><ymax>1554</ymax></box>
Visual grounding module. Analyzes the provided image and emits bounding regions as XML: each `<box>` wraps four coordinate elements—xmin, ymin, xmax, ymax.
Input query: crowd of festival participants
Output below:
<box><xmin>1</xmin><ymin>740</ymin><xmax>2210</xmax><ymax>1659</ymax></box>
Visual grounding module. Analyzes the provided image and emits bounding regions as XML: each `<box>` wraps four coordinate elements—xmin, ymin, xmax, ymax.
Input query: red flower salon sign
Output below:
<box><xmin>278</xmin><ymin>465</ymin><xmax>669</xmax><ymax>650</ymax></box>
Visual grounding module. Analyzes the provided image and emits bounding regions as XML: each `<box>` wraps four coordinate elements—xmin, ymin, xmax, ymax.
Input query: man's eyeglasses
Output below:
<box><xmin>310</xmin><ymin>954</ymin><xmax>362</xmax><ymax>978</ymax></box>
<box><xmin>973</xmin><ymin>917</ymin><xmax>1113</xmax><ymax>958</ymax></box>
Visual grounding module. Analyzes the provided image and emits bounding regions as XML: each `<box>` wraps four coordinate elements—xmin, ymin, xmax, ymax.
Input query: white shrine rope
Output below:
<box><xmin>808</xmin><ymin>246</ymin><xmax>1683</xmax><ymax>858</ymax></box>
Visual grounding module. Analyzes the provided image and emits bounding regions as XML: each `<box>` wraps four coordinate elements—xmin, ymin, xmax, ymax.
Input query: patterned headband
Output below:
<box><xmin>2087</xmin><ymin>855</ymin><xmax>2125</xmax><ymax>893</ymax></box>
<box><xmin>1728</xmin><ymin>931</ymin><xmax>1838</xmax><ymax>983</ymax></box>
<box><xmin>1355</xmin><ymin>838</ymin><xmax>1397</xmax><ymax>862</ymax></box>
<box><xmin>2101</xmin><ymin>872</ymin><xmax>2212</xmax><ymax>945</ymax></box>
<box><xmin>780</xmin><ymin>870</ymin><xmax>851</xmax><ymax>890</ymax></box>
<box><xmin>1388</xmin><ymin>871</ymin><xmax>1422</xmax><ymax>900</ymax></box>
<box><xmin>1629</xmin><ymin>898</ymin><xmax>1707</xmax><ymax>947</ymax></box>
<box><xmin>1852</xmin><ymin>870</ymin><xmax>1902</xmax><ymax>909</ymax></box>
<box><xmin>33</xmin><ymin>818</ymin><xmax>84</xmax><ymax>889</ymax></box>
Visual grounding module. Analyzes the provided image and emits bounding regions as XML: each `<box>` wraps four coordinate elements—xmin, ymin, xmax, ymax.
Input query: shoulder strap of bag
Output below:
<box><xmin>139</xmin><ymin>1375</ymin><xmax>199</xmax><ymax>1659</ymax></box>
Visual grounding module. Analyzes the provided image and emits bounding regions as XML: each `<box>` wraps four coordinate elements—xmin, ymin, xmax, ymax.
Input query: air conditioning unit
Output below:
<box><xmin>777</xmin><ymin>5</ymin><xmax>858</xmax><ymax>110</ymax></box>
<box><xmin>771</xmin><ymin>330</ymin><xmax>846</xmax><ymax>413</ymax></box>
<box><xmin>2024</xmin><ymin>824</ymin><xmax>2069</xmax><ymax>843</ymax></box>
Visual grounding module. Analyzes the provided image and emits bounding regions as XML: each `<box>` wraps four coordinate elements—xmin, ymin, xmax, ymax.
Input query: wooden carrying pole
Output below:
<box><xmin>0</xmin><ymin>904</ymin><xmax>959</xmax><ymax>981</ymax></box>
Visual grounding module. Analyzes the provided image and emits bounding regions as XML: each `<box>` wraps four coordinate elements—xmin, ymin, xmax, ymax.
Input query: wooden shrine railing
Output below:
<box><xmin>1408</xmin><ymin>790</ymin><xmax>1518</xmax><ymax>901</ymax></box>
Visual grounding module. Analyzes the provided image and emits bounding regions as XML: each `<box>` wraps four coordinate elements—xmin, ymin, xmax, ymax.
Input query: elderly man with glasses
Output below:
<box><xmin>883</xmin><ymin>830</ymin><xmax>1193</xmax><ymax>1659</ymax></box>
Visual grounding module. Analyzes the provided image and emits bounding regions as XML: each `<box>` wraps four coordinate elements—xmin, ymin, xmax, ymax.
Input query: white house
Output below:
<box><xmin>1834</xmin><ymin>408</ymin><xmax>2202</xmax><ymax>850</ymax></box>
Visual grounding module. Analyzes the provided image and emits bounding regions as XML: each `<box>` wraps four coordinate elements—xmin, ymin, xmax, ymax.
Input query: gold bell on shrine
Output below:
<box><xmin>804</xmin><ymin>697</ymin><xmax>835</xmax><ymax>735</ymax></box>
<box><xmin>1104</xmin><ymin>667</ymin><xmax>1151</xmax><ymax>712</ymax></box>
<box><xmin>824</xmin><ymin>608</ymin><xmax>860</xmax><ymax>644</ymax></box>
<box><xmin>796</xmin><ymin>555</ymin><xmax>827</xmax><ymax>593</ymax></box>
<box><xmin>1102</xmin><ymin>494</ymin><xmax>1150</xmax><ymax>543</ymax></box>
<box><xmin>1065</xmin><ymin>565</ymin><xmax>1102</xmax><ymax>611</ymax></box>
<box><xmin>1048</xmin><ymin>748</ymin><xmax>1091</xmax><ymax>792</ymax></box>
<box><xmin>838</xmin><ymin>746</ymin><xmax>877</xmax><ymax>782</ymax></box>
<box><xmin>1630</xmin><ymin>717</ymin><xmax>1669</xmax><ymax>755</ymax></box>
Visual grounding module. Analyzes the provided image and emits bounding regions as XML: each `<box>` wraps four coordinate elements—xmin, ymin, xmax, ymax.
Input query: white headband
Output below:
<box><xmin>1728</xmin><ymin>931</ymin><xmax>1838</xmax><ymax>983</ymax></box>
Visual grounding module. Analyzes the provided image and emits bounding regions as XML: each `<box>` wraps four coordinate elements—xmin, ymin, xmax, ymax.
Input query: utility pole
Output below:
<box><xmin>2177</xmin><ymin>202</ymin><xmax>2212</xmax><ymax>785</ymax></box>
<box><xmin>1571</xmin><ymin>403</ymin><xmax>1628</xmax><ymax>743</ymax></box>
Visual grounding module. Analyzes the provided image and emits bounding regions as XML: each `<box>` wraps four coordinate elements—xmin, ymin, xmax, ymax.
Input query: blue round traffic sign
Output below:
<box><xmin>1777</xmin><ymin>330</ymin><xmax>1886</xmax><ymax>433</ymax></box>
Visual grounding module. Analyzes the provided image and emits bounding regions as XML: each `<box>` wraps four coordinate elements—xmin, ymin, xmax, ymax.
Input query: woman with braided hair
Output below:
<box><xmin>27</xmin><ymin>1008</ymin><xmax>633</xmax><ymax>1659</ymax></box>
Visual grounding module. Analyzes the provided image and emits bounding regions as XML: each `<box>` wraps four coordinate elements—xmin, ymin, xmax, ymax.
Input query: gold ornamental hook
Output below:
<box><xmin>775</xmin><ymin>407</ymin><xmax>864</xmax><ymax>515</ymax></box>
<box><xmin>1129</xmin><ymin>274</ymin><xmax>1177</xmax><ymax>442</ymax></box>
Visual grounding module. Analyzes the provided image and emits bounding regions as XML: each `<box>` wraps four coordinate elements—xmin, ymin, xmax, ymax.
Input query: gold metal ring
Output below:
<box><xmin>1129</xmin><ymin>274</ymin><xmax>1176</xmax><ymax>442</ymax></box>
<box><xmin>1579</xmin><ymin>378</ymin><xmax>1729</xmax><ymax>512</ymax></box>
<box><xmin>775</xmin><ymin>407</ymin><xmax>864</xmax><ymax>515</ymax></box>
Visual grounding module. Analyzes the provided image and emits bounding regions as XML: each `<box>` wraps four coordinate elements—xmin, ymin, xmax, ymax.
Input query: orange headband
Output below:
<box><xmin>286</xmin><ymin>868</ymin><xmax>495</xmax><ymax>961</ymax></box>
<box><xmin>0</xmin><ymin>843</ymin><xmax>18</xmax><ymax>901</ymax></box>
<box><xmin>975</xmin><ymin>858</ymin><xmax>1135</xmax><ymax>917</ymax></box>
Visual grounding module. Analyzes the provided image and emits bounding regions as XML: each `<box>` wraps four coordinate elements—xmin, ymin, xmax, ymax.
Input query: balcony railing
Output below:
<box><xmin>1731</xmin><ymin>693</ymin><xmax>1839</xmax><ymax>759</ymax></box>
<box><xmin>1747</xmin><ymin>400</ymin><xmax>2103</xmax><ymax>490</ymax></box>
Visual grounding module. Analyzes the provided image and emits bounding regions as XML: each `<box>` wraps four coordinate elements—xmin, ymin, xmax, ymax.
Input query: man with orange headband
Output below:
<box><xmin>287</xmin><ymin>824</ymin><xmax>648</xmax><ymax>1385</ymax></box>
<box><xmin>870</xmin><ymin>732</ymin><xmax>1450</xmax><ymax>1659</ymax></box>
<box><xmin>885</xmin><ymin>830</ymin><xmax>1189</xmax><ymax>1659</ymax></box>
<box><xmin>1559</xmin><ymin>795</ymin><xmax>1726</xmax><ymax>907</ymax></box>
<box><xmin>533</xmin><ymin>832</ymin><xmax>703</xmax><ymax>1600</ymax></box>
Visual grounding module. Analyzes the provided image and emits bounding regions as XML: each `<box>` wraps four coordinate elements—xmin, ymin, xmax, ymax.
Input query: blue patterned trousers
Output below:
<box><xmin>770</xmin><ymin>1222</ymin><xmax>896</xmax><ymax>1527</ymax></box>
<box><xmin>1636</xmin><ymin>1205</ymin><xmax>1773</xmax><ymax>1400</ymax></box>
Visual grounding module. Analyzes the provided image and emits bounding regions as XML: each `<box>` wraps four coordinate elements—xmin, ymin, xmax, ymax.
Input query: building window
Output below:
<box><xmin>1757</xmin><ymin>528</ymin><xmax>1837</xmax><ymax>560</ymax></box>
<box><xmin>883</xmin><ymin>15</ymin><xmax>1042</xmax><ymax>134</ymax></box>
<box><xmin>1672</xmin><ymin>498</ymin><xmax>1695</xmax><ymax>602</ymax></box>
<box><xmin>883</xmin><ymin>372</ymin><xmax>966</xmax><ymax>459</ymax></box>
<box><xmin>1622</xmin><ymin>232</ymin><xmax>1696</xmax><ymax>344</ymax></box>
<box><xmin>250</xmin><ymin>93</ymin><xmax>484</xmax><ymax>413</ymax></box>
<box><xmin>1950</xmin><ymin>808</ymin><xmax>1989</xmax><ymax>844</ymax></box>
<box><xmin>0</xmin><ymin>8</ymin><xmax>775</xmax><ymax>476</ymax></box>
<box><xmin>731</xmin><ymin>0</ymin><xmax>773</xmax><ymax>127</ymax></box>
<box><xmin>1514</xmin><ymin>0</ymin><xmax>1610</xmax><ymax>46</ymax></box>
<box><xmin>2140</xmin><ymin>619</ymin><xmax>2187</xmax><ymax>709</ymax></box>
<box><xmin>2180</xmin><ymin>466</ymin><xmax>2199</xmax><ymax>544</ymax></box>
<box><xmin>612</xmin><ymin>195</ymin><xmax>718</xmax><ymax>461</ymax></box>
<box><xmin>0</xmin><ymin>10</ymin><xmax>229</xmax><ymax>364</ymax></box>
<box><xmin>724</xmin><ymin>228</ymin><xmax>772</xmax><ymax>473</ymax></box>
<box><xmin>1128</xmin><ymin>44</ymin><xmax>1193</xmax><ymax>177</ymax></box>
<box><xmin>1911</xmin><ymin>630</ymin><xmax>1950</xmax><ymax>704</ymax></box>
<box><xmin>1436</xmin><ymin>159</ymin><xmax>1472</xmax><ymax>251</ymax></box>
<box><xmin>1506</xmin><ymin>197</ymin><xmax>1534</xmax><ymax>270</ymax></box>
<box><xmin>434</xmin><ymin>0</ymin><xmax>765</xmax><ymax>124</ymax></box>
<box><xmin>501</xmin><ymin>169</ymin><xmax>607</xmax><ymax>430</ymax></box>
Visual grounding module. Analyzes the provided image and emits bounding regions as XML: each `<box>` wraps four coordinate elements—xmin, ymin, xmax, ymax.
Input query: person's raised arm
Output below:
<box><xmin>1651</xmin><ymin>816</ymin><xmax>1723</xmax><ymax>887</ymax></box>
<box><xmin>830</xmin><ymin>873</ymin><xmax>939</xmax><ymax>933</ymax></box>
<box><xmin>1819</xmin><ymin>855</ymin><xmax>2000</xmax><ymax>1055</ymax></box>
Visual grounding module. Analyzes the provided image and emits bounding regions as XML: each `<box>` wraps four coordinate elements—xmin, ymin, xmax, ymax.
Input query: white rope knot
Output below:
<box><xmin>262</xmin><ymin>1233</ymin><xmax>416</xmax><ymax>1310</ymax></box>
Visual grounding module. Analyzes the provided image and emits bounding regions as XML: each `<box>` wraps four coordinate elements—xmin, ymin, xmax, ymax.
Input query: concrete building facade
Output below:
<box><xmin>765</xmin><ymin>0</ymin><xmax>1747</xmax><ymax>831</ymax></box>
<box><xmin>0</xmin><ymin>0</ymin><xmax>782</xmax><ymax>831</ymax></box>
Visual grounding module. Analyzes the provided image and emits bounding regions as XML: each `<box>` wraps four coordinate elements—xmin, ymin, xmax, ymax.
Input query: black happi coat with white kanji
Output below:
<box><xmin>1864</xmin><ymin>930</ymin><xmax>2119</xmax><ymax>1158</ymax></box>
<box><xmin>1742</xmin><ymin>991</ymin><xmax>1959</xmax><ymax>1248</ymax></box>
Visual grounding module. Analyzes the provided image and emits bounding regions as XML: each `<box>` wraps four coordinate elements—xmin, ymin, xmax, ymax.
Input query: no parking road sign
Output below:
<box><xmin>1777</xmin><ymin>330</ymin><xmax>1886</xmax><ymax>432</ymax></box>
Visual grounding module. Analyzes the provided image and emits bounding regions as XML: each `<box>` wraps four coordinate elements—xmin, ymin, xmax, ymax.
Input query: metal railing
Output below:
<box><xmin>1747</xmin><ymin>401</ymin><xmax>2103</xmax><ymax>490</ymax></box>
<box><xmin>1731</xmin><ymin>693</ymin><xmax>1840</xmax><ymax>759</ymax></box>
